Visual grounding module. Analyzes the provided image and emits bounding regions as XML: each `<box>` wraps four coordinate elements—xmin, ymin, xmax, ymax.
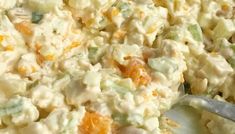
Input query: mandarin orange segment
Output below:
<box><xmin>79</xmin><ymin>112</ymin><xmax>112</xmax><ymax>134</ymax></box>
<box><xmin>120</xmin><ymin>58</ymin><xmax>151</xmax><ymax>86</ymax></box>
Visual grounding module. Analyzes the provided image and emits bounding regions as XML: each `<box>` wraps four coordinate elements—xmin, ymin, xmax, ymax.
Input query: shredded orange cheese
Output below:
<box><xmin>113</xmin><ymin>29</ymin><xmax>126</xmax><ymax>40</ymax></box>
<box><xmin>18</xmin><ymin>66</ymin><xmax>27</xmax><ymax>75</ymax></box>
<box><xmin>84</xmin><ymin>18</ymin><xmax>95</xmax><ymax>27</ymax></box>
<box><xmin>36</xmin><ymin>54</ymin><xmax>44</xmax><ymax>65</ymax></box>
<box><xmin>43</xmin><ymin>54</ymin><xmax>55</xmax><ymax>61</ymax></box>
<box><xmin>111</xmin><ymin>7</ymin><xmax>120</xmax><ymax>16</ymax></box>
<box><xmin>34</xmin><ymin>44</ymin><xmax>44</xmax><ymax>64</ymax></box>
<box><xmin>31</xmin><ymin>66</ymin><xmax>36</xmax><ymax>73</ymax></box>
<box><xmin>35</xmin><ymin>44</ymin><xmax>42</xmax><ymax>52</ymax></box>
<box><xmin>4</xmin><ymin>45</ymin><xmax>14</xmax><ymax>51</ymax></box>
<box><xmin>105</xmin><ymin>7</ymin><xmax>120</xmax><ymax>21</ymax></box>
<box><xmin>147</xmin><ymin>25</ymin><xmax>157</xmax><ymax>34</ymax></box>
<box><xmin>64</xmin><ymin>41</ymin><xmax>80</xmax><ymax>53</ymax></box>
<box><xmin>15</xmin><ymin>21</ymin><xmax>33</xmax><ymax>36</ymax></box>
<box><xmin>0</xmin><ymin>35</ymin><xmax>4</xmax><ymax>42</ymax></box>
<box><xmin>152</xmin><ymin>90</ymin><xmax>158</xmax><ymax>96</ymax></box>
<box><xmin>221</xmin><ymin>4</ymin><xmax>229</xmax><ymax>12</ymax></box>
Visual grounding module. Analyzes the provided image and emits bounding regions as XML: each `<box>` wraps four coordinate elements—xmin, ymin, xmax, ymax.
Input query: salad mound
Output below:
<box><xmin>0</xmin><ymin>0</ymin><xmax>234</xmax><ymax>134</ymax></box>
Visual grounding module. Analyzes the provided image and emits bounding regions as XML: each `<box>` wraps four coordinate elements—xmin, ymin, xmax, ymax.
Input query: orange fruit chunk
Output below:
<box><xmin>79</xmin><ymin>112</ymin><xmax>112</xmax><ymax>134</ymax></box>
<box><xmin>119</xmin><ymin>58</ymin><xmax>151</xmax><ymax>86</ymax></box>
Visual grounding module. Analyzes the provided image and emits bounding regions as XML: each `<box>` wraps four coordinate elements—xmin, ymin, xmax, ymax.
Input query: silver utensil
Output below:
<box><xmin>175</xmin><ymin>94</ymin><xmax>235</xmax><ymax>122</ymax></box>
<box><xmin>162</xmin><ymin>84</ymin><xmax>235</xmax><ymax>134</ymax></box>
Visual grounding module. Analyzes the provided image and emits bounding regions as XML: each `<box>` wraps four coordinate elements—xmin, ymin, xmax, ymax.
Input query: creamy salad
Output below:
<box><xmin>0</xmin><ymin>0</ymin><xmax>234</xmax><ymax>134</ymax></box>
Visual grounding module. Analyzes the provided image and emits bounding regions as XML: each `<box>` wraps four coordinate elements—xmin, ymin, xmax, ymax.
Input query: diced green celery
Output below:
<box><xmin>117</xmin><ymin>2</ymin><xmax>129</xmax><ymax>11</ymax></box>
<box><xmin>116</xmin><ymin>2</ymin><xmax>131</xmax><ymax>17</ymax></box>
<box><xmin>228</xmin><ymin>56</ymin><xmax>235</xmax><ymax>68</ymax></box>
<box><xmin>188</xmin><ymin>24</ymin><xmax>203</xmax><ymax>42</ymax></box>
<box><xmin>0</xmin><ymin>99</ymin><xmax>23</xmax><ymax>117</ymax></box>
<box><xmin>88</xmin><ymin>47</ymin><xmax>98</xmax><ymax>63</ymax></box>
<box><xmin>112</xmin><ymin>113</ymin><xmax>129</xmax><ymax>125</ymax></box>
<box><xmin>28</xmin><ymin>80</ymin><xmax>39</xmax><ymax>90</ymax></box>
<box><xmin>165</xmin><ymin>31</ymin><xmax>179</xmax><ymax>41</ymax></box>
<box><xmin>117</xmin><ymin>78</ymin><xmax>135</xmax><ymax>91</ymax></box>
<box><xmin>31</xmin><ymin>12</ymin><xmax>43</xmax><ymax>24</ymax></box>
<box><xmin>230</xmin><ymin>44</ymin><xmax>235</xmax><ymax>52</ymax></box>
<box><xmin>101</xmin><ymin>80</ymin><xmax>130</xmax><ymax>95</ymax></box>
<box><xmin>27</xmin><ymin>0</ymin><xmax>62</xmax><ymax>13</ymax></box>
<box><xmin>148</xmin><ymin>57</ymin><xmax>178</xmax><ymax>74</ymax></box>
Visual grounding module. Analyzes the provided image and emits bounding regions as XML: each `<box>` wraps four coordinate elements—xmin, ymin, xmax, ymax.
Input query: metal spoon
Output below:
<box><xmin>162</xmin><ymin>84</ymin><xmax>235</xmax><ymax>134</ymax></box>
<box><xmin>174</xmin><ymin>83</ymin><xmax>235</xmax><ymax>122</ymax></box>
<box><xmin>175</xmin><ymin>94</ymin><xmax>235</xmax><ymax>122</ymax></box>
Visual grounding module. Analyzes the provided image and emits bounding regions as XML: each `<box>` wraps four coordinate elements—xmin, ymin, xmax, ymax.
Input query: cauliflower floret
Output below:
<box><xmin>112</xmin><ymin>44</ymin><xmax>142</xmax><ymax>65</ymax></box>
<box><xmin>126</xmin><ymin>6</ymin><xmax>168</xmax><ymax>45</ymax></box>
<box><xmin>83</xmin><ymin>70</ymin><xmax>102</xmax><ymax>90</ymax></box>
<box><xmin>53</xmin><ymin>74</ymin><xmax>71</xmax><ymax>91</ymax></box>
<box><xmin>148</xmin><ymin>56</ymin><xmax>186</xmax><ymax>88</ymax></box>
<box><xmin>42</xmin><ymin>107</ymin><xmax>85</xmax><ymax>134</ymax></box>
<box><xmin>30</xmin><ymin>85</ymin><xmax>66</xmax><ymax>111</ymax></box>
<box><xmin>198</xmin><ymin>53</ymin><xmax>233</xmax><ymax>87</ymax></box>
<box><xmin>143</xmin><ymin>117</ymin><xmax>159</xmax><ymax>131</ymax></box>
<box><xmin>213</xmin><ymin>18</ymin><xmax>235</xmax><ymax>39</ymax></box>
<box><xmin>220</xmin><ymin>74</ymin><xmax>235</xmax><ymax>99</ymax></box>
<box><xmin>0</xmin><ymin>16</ymin><xmax>27</xmax><ymax>73</ymax></box>
<box><xmin>0</xmin><ymin>73</ymin><xmax>27</xmax><ymax>97</ymax></box>
<box><xmin>7</xmin><ymin>7</ymin><xmax>32</xmax><ymax>23</ymax></box>
<box><xmin>0</xmin><ymin>0</ymin><xmax>16</xmax><ymax>11</ymax></box>
<box><xmin>26</xmin><ymin>0</ymin><xmax>63</xmax><ymax>13</ymax></box>
<box><xmin>68</xmin><ymin>0</ymin><xmax>115</xmax><ymax>29</ymax></box>
<box><xmin>17</xmin><ymin>53</ymin><xmax>41</xmax><ymax>78</ymax></box>
<box><xmin>0</xmin><ymin>127</ymin><xmax>18</xmax><ymax>134</ymax></box>
<box><xmin>118</xmin><ymin>126</ymin><xmax>147</xmax><ymax>134</ymax></box>
<box><xmin>29</xmin><ymin>9</ymin><xmax>83</xmax><ymax>60</ymax></box>
<box><xmin>19</xmin><ymin>122</ymin><xmax>52</xmax><ymax>134</ymax></box>
<box><xmin>65</xmin><ymin>79</ymin><xmax>99</xmax><ymax>106</ymax></box>
<box><xmin>186</xmin><ymin>53</ymin><xmax>233</xmax><ymax>94</ymax></box>
<box><xmin>19</xmin><ymin>107</ymin><xmax>85</xmax><ymax>134</ymax></box>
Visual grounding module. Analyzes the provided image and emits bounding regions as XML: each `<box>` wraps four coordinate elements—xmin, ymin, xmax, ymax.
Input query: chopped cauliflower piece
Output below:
<box><xmin>213</xmin><ymin>18</ymin><xmax>235</xmax><ymax>39</ymax></box>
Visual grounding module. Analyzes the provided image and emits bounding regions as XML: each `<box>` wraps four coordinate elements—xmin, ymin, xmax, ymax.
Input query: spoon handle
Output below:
<box><xmin>178</xmin><ymin>95</ymin><xmax>235</xmax><ymax>122</ymax></box>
